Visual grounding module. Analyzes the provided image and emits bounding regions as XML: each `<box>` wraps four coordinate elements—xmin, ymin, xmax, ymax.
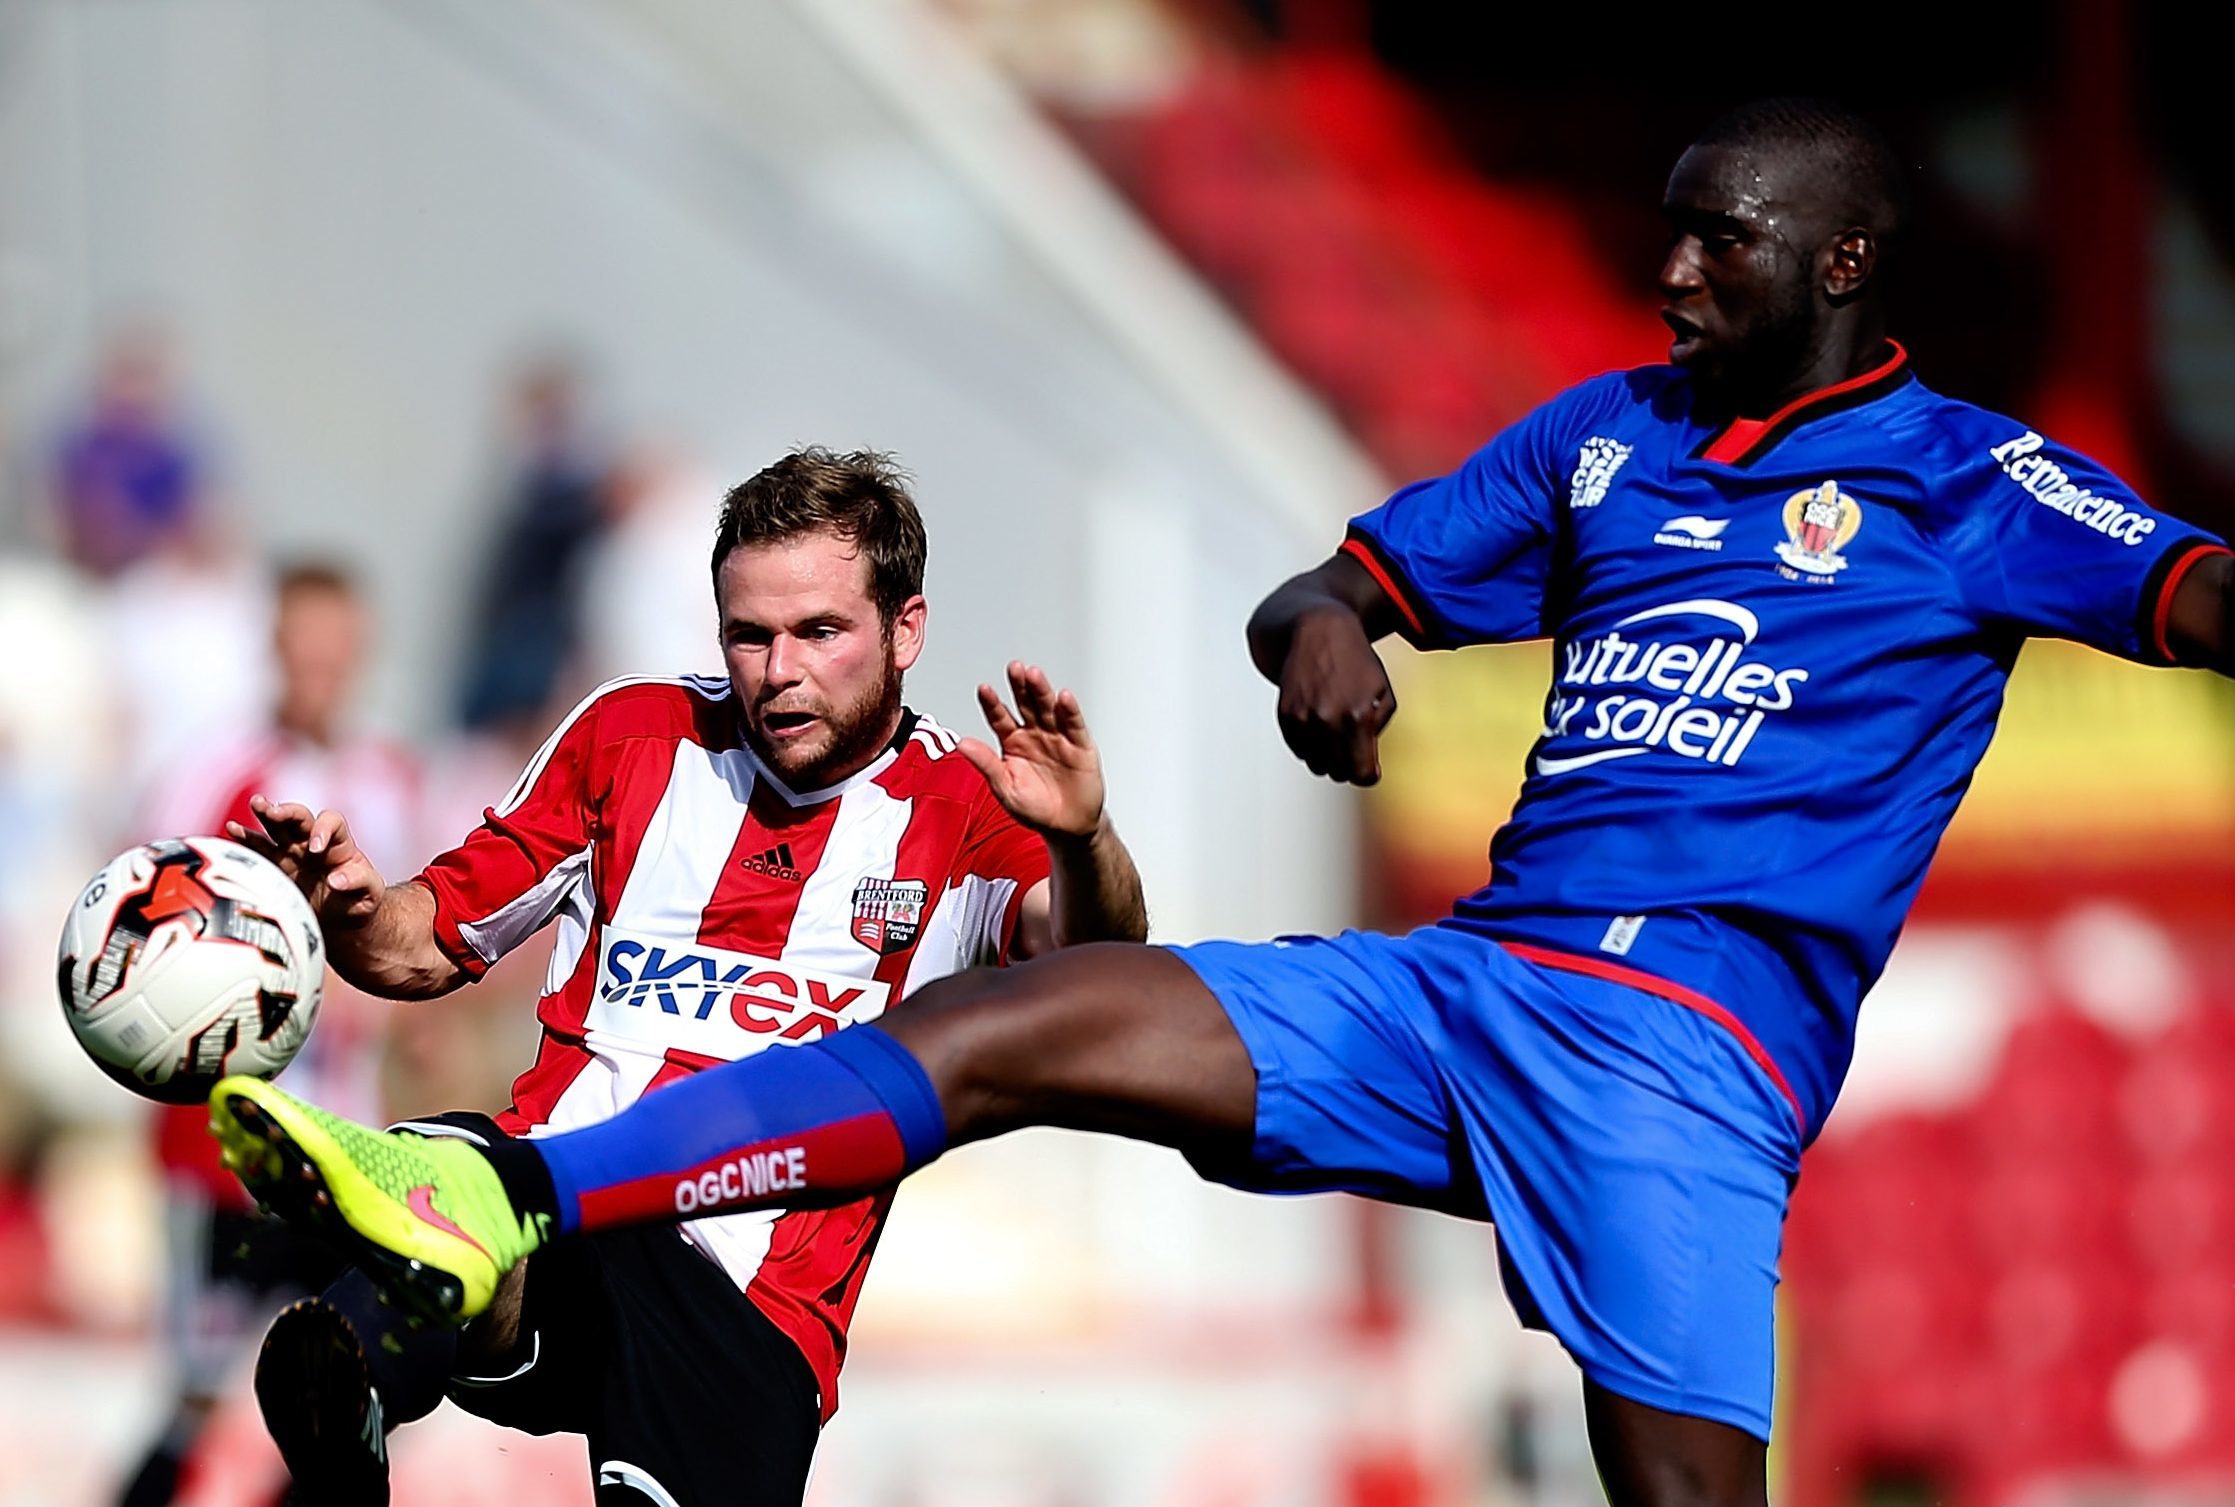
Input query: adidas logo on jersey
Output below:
<box><xmin>742</xmin><ymin>843</ymin><xmax>804</xmax><ymax>882</ymax></box>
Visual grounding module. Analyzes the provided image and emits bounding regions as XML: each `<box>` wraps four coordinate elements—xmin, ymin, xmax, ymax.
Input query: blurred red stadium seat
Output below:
<box><xmin>1068</xmin><ymin>50</ymin><xmax>1654</xmax><ymax>479</ymax></box>
<box><xmin>1783</xmin><ymin>991</ymin><xmax>2235</xmax><ymax>1505</ymax></box>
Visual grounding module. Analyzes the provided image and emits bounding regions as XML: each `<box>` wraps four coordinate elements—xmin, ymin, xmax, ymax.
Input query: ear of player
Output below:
<box><xmin>208</xmin><ymin>1075</ymin><xmax>546</xmax><ymax>1325</ymax></box>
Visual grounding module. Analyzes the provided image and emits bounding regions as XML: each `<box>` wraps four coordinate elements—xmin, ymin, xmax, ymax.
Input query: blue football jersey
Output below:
<box><xmin>1345</xmin><ymin>344</ymin><xmax>2229</xmax><ymax>1137</ymax></box>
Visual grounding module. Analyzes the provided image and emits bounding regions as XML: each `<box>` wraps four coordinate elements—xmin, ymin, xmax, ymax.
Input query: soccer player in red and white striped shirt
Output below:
<box><xmin>231</xmin><ymin>449</ymin><xmax>1146</xmax><ymax>1507</ymax></box>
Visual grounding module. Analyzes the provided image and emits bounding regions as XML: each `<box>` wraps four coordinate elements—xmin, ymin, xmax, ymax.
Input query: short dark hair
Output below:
<box><xmin>1694</xmin><ymin>97</ymin><xmax>1914</xmax><ymax>249</ymax></box>
<box><xmin>712</xmin><ymin>448</ymin><xmax>927</xmax><ymax>624</ymax></box>
<box><xmin>275</xmin><ymin>560</ymin><xmax>358</xmax><ymax>600</ymax></box>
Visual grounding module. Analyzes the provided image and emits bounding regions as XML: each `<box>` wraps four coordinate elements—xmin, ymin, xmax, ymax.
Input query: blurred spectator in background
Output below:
<box><xmin>418</xmin><ymin>357</ymin><xmax>626</xmax><ymax>1131</ymax></box>
<box><xmin>122</xmin><ymin>564</ymin><xmax>422</xmax><ymax>1507</ymax></box>
<box><xmin>48</xmin><ymin>326</ymin><xmax>274</xmax><ymax>809</ymax></box>
<box><xmin>453</xmin><ymin>352</ymin><xmax>610</xmax><ymax>735</ymax></box>
<box><xmin>578</xmin><ymin>436</ymin><xmax>722</xmax><ymax>684</ymax></box>
<box><xmin>48</xmin><ymin>323</ymin><xmax>211</xmax><ymax>580</ymax></box>
<box><xmin>100</xmin><ymin>540</ymin><xmax>273</xmax><ymax>817</ymax></box>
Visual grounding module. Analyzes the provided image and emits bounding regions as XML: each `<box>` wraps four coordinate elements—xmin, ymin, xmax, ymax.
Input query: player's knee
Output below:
<box><xmin>880</xmin><ymin>958</ymin><xmax>1100</xmax><ymax>1135</ymax></box>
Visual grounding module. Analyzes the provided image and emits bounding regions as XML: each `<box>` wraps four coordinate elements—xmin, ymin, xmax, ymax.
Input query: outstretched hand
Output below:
<box><xmin>957</xmin><ymin>662</ymin><xmax>1105</xmax><ymax>840</ymax></box>
<box><xmin>225</xmin><ymin>794</ymin><xmax>387</xmax><ymax>927</ymax></box>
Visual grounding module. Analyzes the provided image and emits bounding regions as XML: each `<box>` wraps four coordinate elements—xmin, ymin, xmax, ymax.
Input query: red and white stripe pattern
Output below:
<box><xmin>416</xmin><ymin>676</ymin><xmax>1048</xmax><ymax>1417</ymax></box>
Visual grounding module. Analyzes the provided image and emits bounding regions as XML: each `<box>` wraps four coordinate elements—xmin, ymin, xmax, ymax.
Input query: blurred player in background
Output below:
<box><xmin>209</xmin><ymin>98</ymin><xmax>2235</xmax><ymax>1507</ymax></box>
<box><xmin>579</xmin><ymin>436</ymin><xmax>725</xmax><ymax>683</ymax></box>
<box><xmin>121</xmin><ymin>563</ymin><xmax>418</xmax><ymax>1507</ymax></box>
<box><xmin>54</xmin><ymin>326</ymin><xmax>274</xmax><ymax>805</ymax></box>
<box><xmin>452</xmin><ymin>353</ymin><xmax>611</xmax><ymax>738</ymax></box>
<box><xmin>225</xmin><ymin>450</ymin><xmax>1146</xmax><ymax>1507</ymax></box>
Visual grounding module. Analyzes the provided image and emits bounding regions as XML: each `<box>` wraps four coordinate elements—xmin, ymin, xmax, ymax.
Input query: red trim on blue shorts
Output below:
<box><xmin>1499</xmin><ymin>941</ymin><xmax>1805</xmax><ymax>1133</ymax></box>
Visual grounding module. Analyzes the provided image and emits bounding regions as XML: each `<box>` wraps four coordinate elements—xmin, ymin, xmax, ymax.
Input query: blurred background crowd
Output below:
<box><xmin>2</xmin><ymin>1</ymin><xmax>2234</xmax><ymax>1505</ymax></box>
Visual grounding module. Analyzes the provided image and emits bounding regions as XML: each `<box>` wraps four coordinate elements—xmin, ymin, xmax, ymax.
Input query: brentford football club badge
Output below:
<box><xmin>1774</xmin><ymin>479</ymin><xmax>1862</xmax><ymax>581</ymax></box>
<box><xmin>851</xmin><ymin>878</ymin><xmax>927</xmax><ymax>956</ymax></box>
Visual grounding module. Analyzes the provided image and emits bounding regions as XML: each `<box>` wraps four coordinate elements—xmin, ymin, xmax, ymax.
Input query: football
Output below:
<box><xmin>55</xmin><ymin>836</ymin><xmax>324</xmax><ymax>1104</ymax></box>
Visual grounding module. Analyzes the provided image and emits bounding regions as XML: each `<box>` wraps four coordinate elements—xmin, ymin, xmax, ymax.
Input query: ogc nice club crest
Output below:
<box><xmin>851</xmin><ymin>878</ymin><xmax>927</xmax><ymax>956</ymax></box>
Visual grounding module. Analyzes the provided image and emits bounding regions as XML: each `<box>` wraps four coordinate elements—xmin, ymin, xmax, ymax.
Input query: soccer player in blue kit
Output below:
<box><xmin>209</xmin><ymin>99</ymin><xmax>2235</xmax><ymax>1504</ymax></box>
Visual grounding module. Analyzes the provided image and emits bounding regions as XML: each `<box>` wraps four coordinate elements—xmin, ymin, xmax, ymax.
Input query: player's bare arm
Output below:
<box><xmin>959</xmin><ymin>660</ymin><xmax>1147</xmax><ymax>955</ymax></box>
<box><xmin>2165</xmin><ymin>551</ymin><xmax>2235</xmax><ymax>672</ymax></box>
<box><xmin>228</xmin><ymin>795</ymin><xmax>466</xmax><ymax>999</ymax></box>
<box><xmin>1246</xmin><ymin>552</ymin><xmax>1406</xmax><ymax>786</ymax></box>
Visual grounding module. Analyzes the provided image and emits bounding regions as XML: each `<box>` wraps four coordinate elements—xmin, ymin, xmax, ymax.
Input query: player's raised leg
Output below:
<box><xmin>210</xmin><ymin>944</ymin><xmax>1260</xmax><ymax>1317</ymax></box>
<box><xmin>883</xmin><ymin>943</ymin><xmax>1257</xmax><ymax>1145</ymax></box>
<box><xmin>212</xmin><ymin>919</ymin><xmax>1494</xmax><ymax>1300</ymax></box>
<box><xmin>215</xmin><ymin>923</ymin><xmax>1783</xmax><ymax>1504</ymax></box>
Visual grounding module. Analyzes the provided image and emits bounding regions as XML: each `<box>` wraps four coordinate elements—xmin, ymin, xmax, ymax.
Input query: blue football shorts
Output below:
<box><xmin>1169</xmin><ymin>922</ymin><xmax>1803</xmax><ymax>1439</ymax></box>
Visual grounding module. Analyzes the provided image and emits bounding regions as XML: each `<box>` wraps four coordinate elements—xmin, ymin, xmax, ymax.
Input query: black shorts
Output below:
<box><xmin>444</xmin><ymin>1222</ymin><xmax>822</xmax><ymax>1507</ymax></box>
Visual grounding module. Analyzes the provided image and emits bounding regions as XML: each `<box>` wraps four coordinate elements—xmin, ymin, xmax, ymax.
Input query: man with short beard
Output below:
<box><xmin>228</xmin><ymin>447</ymin><xmax>1147</xmax><ymax>1507</ymax></box>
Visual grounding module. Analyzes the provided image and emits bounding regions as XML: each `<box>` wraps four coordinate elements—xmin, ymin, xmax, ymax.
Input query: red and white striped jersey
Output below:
<box><xmin>142</xmin><ymin>729</ymin><xmax>422</xmax><ymax>1203</ymax></box>
<box><xmin>415</xmin><ymin>675</ymin><xmax>1050</xmax><ymax>1418</ymax></box>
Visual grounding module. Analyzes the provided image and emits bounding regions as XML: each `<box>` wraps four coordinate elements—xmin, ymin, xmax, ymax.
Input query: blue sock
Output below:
<box><xmin>533</xmin><ymin>1025</ymin><xmax>948</xmax><ymax>1234</ymax></box>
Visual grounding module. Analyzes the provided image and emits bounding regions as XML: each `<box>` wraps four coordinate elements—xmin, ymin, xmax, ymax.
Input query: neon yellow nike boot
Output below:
<box><xmin>208</xmin><ymin>1076</ymin><xmax>548</xmax><ymax>1324</ymax></box>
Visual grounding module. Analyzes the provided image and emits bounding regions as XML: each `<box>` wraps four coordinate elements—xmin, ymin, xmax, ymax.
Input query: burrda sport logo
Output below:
<box><xmin>1535</xmin><ymin>599</ymin><xmax>1805</xmax><ymax>775</ymax></box>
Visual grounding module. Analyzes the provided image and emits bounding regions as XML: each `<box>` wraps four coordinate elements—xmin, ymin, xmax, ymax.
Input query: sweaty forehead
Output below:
<box><xmin>1664</xmin><ymin>143</ymin><xmax>1835</xmax><ymax>230</ymax></box>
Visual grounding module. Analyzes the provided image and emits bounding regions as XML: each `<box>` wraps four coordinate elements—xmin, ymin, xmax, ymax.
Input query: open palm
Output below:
<box><xmin>957</xmin><ymin>662</ymin><xmax>1104</xmax><ymax>839</ymax></box>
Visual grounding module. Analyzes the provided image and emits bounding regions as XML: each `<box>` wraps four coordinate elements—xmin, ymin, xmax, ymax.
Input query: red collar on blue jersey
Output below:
<box><xmin>1694</xmin><ymin>341</ymin><xmax>1912</xmax><ymax>468</ymax></box>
